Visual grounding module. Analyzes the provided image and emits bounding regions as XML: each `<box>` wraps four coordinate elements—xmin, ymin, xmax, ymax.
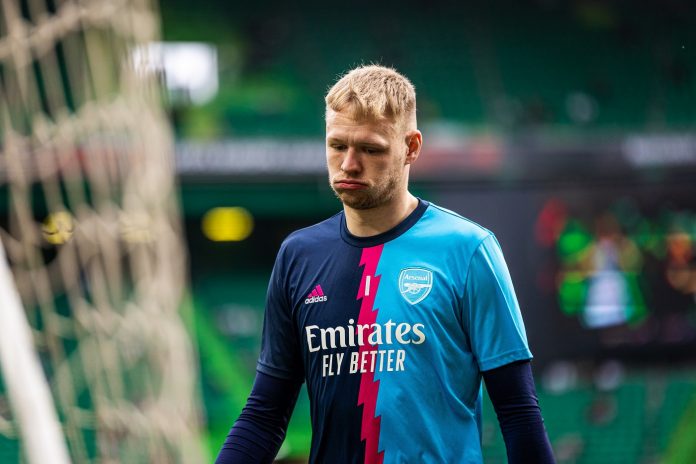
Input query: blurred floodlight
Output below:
<box><xmin>202</xmin><ymin>207</ymin><xmax>254</xmax><ymax>242</ymax></box>
<box><xmin>132</xmin><ymin>42</ymin><xmax>218</xmax><ymax>105</ymax></box>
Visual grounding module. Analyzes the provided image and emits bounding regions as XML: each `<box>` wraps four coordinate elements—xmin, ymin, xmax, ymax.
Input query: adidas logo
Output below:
<box><xmin>305</xmin><ymin>285</ymin><xmax>328</xmax><ymax>304</ymax></box>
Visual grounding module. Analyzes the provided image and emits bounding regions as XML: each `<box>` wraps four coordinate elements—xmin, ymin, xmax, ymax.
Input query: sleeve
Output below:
<box><xmin>464</xmin><ymin>234</ymin><xmax>533</xmax><ymax>372</ymax></box>
<box><xmin>215</xmin><ymin>371</ymin><xmax>303</xmax><ymax>464</ymax></box>
<box><xmin>483</xmin><ymin>360</ymin><xmax>556</xmax><ymax>463</ymax></box>
<box><xmin>256</xmin><ymin>244</ymin><xmax>305</xmax><ymax>381</ymax></box>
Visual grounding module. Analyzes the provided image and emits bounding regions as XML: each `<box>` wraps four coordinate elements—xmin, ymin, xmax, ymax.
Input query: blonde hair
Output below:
<box><xmin>325</xmin><ymin>65</ymin><xmax>416</xmax><ymax>127</ymax></box>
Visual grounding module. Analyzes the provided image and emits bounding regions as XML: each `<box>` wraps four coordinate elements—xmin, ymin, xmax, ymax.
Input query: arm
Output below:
<box><xmin>217</xmin><ymin>241</ymin><xmax>304</xmax><ymax>463</ymax></box>
<box><xmin>215</xmin><ymin>371</ymin><xmax>302</xmax><ymax>464</ymax></box>
<box><xmin>482</xmin><ymin>360</ymin><xmax>555</xmax><ymax>464</ymax></box>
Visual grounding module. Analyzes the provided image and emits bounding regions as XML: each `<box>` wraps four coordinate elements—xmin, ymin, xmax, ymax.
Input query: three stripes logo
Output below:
<box><xmin>305</xmin><ymin>284</ymin><xmax>328</xmax><ymax>305</ymax></box>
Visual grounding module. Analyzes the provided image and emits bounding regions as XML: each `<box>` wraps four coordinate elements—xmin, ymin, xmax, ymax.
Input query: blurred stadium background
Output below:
<box><xmin>2</xmin><ymin>0</ymin><xmax>696</xmax><ymax>463</ymax></box>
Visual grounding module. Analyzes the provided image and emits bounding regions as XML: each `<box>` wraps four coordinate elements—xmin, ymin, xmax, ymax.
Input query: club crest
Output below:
<box><xmin>398</xmin><ymin>267</ymin><xmax>433</xmax><ymax>305</ymax></box>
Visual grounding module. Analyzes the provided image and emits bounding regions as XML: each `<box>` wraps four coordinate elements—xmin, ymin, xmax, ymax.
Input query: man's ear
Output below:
<box><xmin>404</xmin><ymin>130</ymin><xmax>423</xmax><ymax>165</ymax></box>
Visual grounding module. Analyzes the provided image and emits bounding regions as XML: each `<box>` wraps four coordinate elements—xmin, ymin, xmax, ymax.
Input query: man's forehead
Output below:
<box><xmin>325</xmin><ymin>109</ymin><xmax>396</xmax><ymax>139</ymax></box>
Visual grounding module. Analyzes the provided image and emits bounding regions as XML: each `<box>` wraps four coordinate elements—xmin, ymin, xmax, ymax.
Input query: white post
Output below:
<box><xmin>0</xmin><ymin>245</ymin><xmax>71</xmax><ymax>464</ymax></box>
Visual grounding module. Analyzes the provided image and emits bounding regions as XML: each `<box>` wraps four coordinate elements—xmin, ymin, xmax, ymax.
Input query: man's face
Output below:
<box><xmin>325</xmin><ymin>109</ymin><xmax>409</xmax><ymax>210</ymax></box>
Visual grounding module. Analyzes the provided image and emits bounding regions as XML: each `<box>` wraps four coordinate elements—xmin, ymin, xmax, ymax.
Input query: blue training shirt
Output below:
<box><xmin>257</xmin><ymin>199</ymin><xmax>532</xmax><ymax>464</ymax></box>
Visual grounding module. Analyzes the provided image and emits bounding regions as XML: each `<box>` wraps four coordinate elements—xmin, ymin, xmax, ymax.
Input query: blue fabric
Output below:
<box><xmin>464</xmin><ymin>232</ymin><xmax>532</xmax><ymax>371</ymax></box>
<box><xmin>248</xmin><ymin>199</ymin><xmax>533</xmax><ymax>463</ymax></box>
<box><xmin>371</xmin><ymin>204</ymin><xmax>532</xmax><ymax>463</ymax></box>
<box><xmin>483</xmin><ymin>360</ymin><xmax>556</xmax><ymax>463</ymax></box>
<box><xmin>215</xmin><ymin>372</ymin><xmax>301</xmax><ymax>464</ymax></box>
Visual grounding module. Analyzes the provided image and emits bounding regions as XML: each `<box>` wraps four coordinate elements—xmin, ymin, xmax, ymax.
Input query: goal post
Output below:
<box><xmin>0</xmin><ymin>243</ymin><xmax>70</xmax><ymax>464</ymax></box>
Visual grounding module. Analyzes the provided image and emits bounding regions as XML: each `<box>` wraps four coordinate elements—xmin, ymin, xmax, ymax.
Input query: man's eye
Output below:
<box><xmin>365</xmin><ymin>147</ymin><xmax>383</xmax><ymax>154</ymax></box>
<box><xmin>331</xmin><ymin>144</ymin><xmax>347</xmax><ymax>151</ymax></box>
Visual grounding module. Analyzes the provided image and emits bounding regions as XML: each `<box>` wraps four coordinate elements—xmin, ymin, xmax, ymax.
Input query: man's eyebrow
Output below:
<box><xmin>326</xmin><ymin>136</ymin><xmax>389</xmax><ymax>146</ymax></box>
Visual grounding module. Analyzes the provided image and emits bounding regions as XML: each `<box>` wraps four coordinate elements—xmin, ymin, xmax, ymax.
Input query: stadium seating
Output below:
<box><xmin>482</xmin><ymin>373</ymin><xmax>696</xmax><ymax>464</ymax></box>
<box><xmin>162</xmin><ymin>0</ymin><xmax>696</xmax><ymax>137</ymax></box>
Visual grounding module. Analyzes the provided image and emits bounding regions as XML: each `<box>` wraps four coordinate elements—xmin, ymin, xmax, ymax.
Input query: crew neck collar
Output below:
<box><xmin>339</xmin><ymin>198</ymin><xmax>429</xmax><ymax>247</ymax></box>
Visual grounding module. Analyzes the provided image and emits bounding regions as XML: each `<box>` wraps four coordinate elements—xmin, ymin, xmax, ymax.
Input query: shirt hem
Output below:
<box><xmin>478</xmin><ymin>348</ymin><xmax>533</xmax><ymax>372</ymax></box>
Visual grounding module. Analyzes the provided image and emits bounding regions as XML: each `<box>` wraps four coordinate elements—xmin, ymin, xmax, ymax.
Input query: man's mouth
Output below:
<box><xmin>334</xmin><ymin>180</ymin><xmax>368</xmax><ymax>190</ymax></box>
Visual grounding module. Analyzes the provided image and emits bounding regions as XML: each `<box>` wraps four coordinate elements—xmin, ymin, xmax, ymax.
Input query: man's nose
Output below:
<box><xmin>340</xmin><ymin>147</ymin><xmax>361</xmax><ymax>173</ymax></box>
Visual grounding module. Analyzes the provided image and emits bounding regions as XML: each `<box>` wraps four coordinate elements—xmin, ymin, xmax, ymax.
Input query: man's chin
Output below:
<box><xmin>334</xmin><ymin>189</ymin><xmax>384</xmax><ymax>210</ymax></box>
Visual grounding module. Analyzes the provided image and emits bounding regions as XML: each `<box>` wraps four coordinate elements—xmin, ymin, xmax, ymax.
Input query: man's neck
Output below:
<box><xmin>343</xmin><ymin>192</ymin><xmax>419</xmax><ymax>238</ymax></box>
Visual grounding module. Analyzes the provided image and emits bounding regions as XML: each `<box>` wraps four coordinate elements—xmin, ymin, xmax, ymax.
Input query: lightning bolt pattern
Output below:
<box><xmin>356</xmin><ymin>245</ymin><xmax>385</xmax><ymax>464</ymax></box>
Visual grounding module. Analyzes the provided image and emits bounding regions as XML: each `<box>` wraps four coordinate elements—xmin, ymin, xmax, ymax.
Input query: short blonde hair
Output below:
<box><xmin>325</xmin><ymin>65</ymin><xmax>416</xmax><ymax>126</ymax></box>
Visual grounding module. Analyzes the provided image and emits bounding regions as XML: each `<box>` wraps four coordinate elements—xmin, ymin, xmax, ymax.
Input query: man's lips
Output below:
<box><xmin>334</xmin><ymin>180</ymin><xmax>368</xmax><ymax>190</ymax></box>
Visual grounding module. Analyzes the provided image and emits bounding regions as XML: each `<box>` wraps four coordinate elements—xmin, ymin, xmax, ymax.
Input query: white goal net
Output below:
<box><xmin>0</xmin><ymin>0</ymin><xmax>205</xmax><ymax>462</ymax></box>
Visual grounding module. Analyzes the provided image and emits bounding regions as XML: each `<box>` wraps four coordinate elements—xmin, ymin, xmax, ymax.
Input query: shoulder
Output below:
<box><xmin>278</xmin><ymin>211</ymin><xmax>343</xmax><ymax>258</ymax></box>
<box><xmin>417</xmin><ymin>202</ymin><xmax>493</xmax><ymax>249</ymax></box>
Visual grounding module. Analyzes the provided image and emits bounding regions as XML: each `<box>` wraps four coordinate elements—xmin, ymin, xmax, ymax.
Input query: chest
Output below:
<box><xmin>288</xmin><ymin>245</ymin><xmax>465</xmax><ymax>351</ymax></box>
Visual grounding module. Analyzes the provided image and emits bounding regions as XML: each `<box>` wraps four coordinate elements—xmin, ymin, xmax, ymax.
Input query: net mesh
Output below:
<box><xmin>0</xmin><ymin>0</ymin><xmax>204</xmax><ymax>462</ymax></box>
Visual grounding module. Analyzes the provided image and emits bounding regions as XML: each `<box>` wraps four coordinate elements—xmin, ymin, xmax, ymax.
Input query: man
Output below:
<box><xmin>216</xmin><ymin>65</ymin><xmax>555</xmax><ymax>463</ymax></box>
